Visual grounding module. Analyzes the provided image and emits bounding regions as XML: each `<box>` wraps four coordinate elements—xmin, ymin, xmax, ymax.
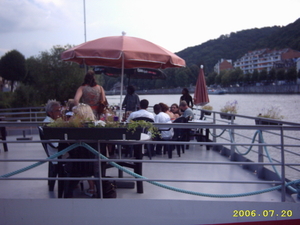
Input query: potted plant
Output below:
<box><xmin>255</xmin><ymin>106</ymin><xmax>284</xmax><ymax>125</ymax></box>
<box><xmin>42</xmin><ymin>118</ymin><xmax>158</xmax><ymax>140</ymax></box>
<box><xmin>201</xmin><ymin>105</ymin><xmax>213</xmax><ymax>116</ymax></box>
<box><xmin>220</xmin><ymin>100</ymin><xmax>238</xmax><ymax>120</ymax></box>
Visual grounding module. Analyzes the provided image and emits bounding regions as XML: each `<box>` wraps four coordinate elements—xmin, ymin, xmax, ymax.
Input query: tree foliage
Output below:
<box><xmin>12</xmin><ymin>45</ymin><xmax>85</xmax><ymax>107</ymax></box>
<box><xmin>0</xmin><ymin>50</ymin><xmax>26</xmax><ymax>92</ymax></box>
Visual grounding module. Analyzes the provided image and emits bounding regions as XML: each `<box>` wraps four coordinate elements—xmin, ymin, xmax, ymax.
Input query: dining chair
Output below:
<box><xmin>38</xmin><ymin>126</ymin><xmax>59</xmax><ymax>191</ymax></box>
<box><xmin>132</xmin><ymin>117</ymin><xmax>154</xmax><ymax>159</ymax></box>
<box><xmin>171</xmin><ymin>116</ymin><xmax>190</xmax><ymax>158</ymax></box>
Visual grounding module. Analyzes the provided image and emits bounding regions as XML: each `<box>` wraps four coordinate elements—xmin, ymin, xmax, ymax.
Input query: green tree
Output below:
<box><xmin>268</xmin><ymin>68</ymin><xmax>276</xmax><ymax>83</ymax></box>
<box><xmin>0</xmin><ymin>50</ymin><xmax>26</xmax><ymax>92</ymax></box>
<box><xmin>276</xmin><ymin>69</ymin><xmax>285</xmax><ymax>81</ymax></box>
<box><xmin>206</xmin><ymin>72</ymin><xmax>217</xmax><ymax>86</ymax></box>
<box><xmin>286</xmin><ymin>67</ymin><xmax>297</xmax><ymax>83</ymax></box>
<box><xmin>251</xmin><ymin>70</ymin><xmax>259</xmax><ymax>84</ymax></box>
<box><xmin>259</xmin><ymin>70</ymin><xmax>268</xmax><ymax>82</ymax></box>
<box><xmin>17</xmin><ymin>45</ymin><xmax>84</xmax><ymax>106</ymax></box>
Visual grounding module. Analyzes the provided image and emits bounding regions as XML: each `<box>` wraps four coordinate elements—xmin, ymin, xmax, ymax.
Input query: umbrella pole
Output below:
<box><xmin>119</xmin><ymin>53</ymin><xmax>125</xmax><ymax>121</ymax></box>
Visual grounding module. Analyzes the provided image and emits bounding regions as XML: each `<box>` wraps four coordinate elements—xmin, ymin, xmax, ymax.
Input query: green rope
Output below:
<box><xmin>226</xmin><ymin>129</ymin><xmax>297</xmax><ymax>193</ymax></box>
<box><xmin>81</xmin><ymin>142</ymin><xmax>299</xmax><ymax>198</ymax></box>
<box><xmin>0</xmin><ymin>143</ymin><xmax>80</xmax><ymax>178</ymax></box>
<box><xmin>1</xmin><ymin>142</ymin><xmax>299</xmax><ymax>198</ymax></box>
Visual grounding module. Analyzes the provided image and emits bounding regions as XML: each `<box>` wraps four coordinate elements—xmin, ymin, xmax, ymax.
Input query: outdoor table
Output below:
<box><xmin>42</xmin><ymin>127</ymin><xmax>147</xmax><ymax>197</ymax></box>
<box><xmin>110</xmin><ymin>133</ymin><xmax>151</xmax><ymax>193</ymax></box>
<box><xmin>189</xmin><ymin>119</ymin><xmax>213</xmax><ymax>150</ymax></box>
<box><xmin>0</xmin><ymin>117</ymin><xmax>8</xmax><ymax>152</ymax></box>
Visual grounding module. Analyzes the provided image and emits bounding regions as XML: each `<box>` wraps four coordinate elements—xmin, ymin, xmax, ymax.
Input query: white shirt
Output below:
<box><xmin>127</xmin><ymin>109</ymin><xmax>155</xmax><ymax>122</ymax></box>
<box><xmin>154</xmin><ymin>112</ymin><xmax>173</xmax><ymax>138</ymax></box>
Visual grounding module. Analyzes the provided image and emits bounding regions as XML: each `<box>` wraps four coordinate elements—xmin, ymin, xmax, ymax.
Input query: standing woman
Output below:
<box><xmin>180</xmin><ymin>88</ymin><xmax>194</xmax><ymax>109</ymax></box>
<box><xmin>74</xmin><ymin>70</ymin><xmax>107</xmax><ymax>119</ymax></box>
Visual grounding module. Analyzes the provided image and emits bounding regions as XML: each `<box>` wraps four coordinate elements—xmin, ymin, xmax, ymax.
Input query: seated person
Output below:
<box><xmin>179</xmin><ymin>100</ymin><xmax>194</xmax><ymax>120</ymax></box>
<box><xmin>65</xmin><ymin>104</ymin><xmax>102</xmax><ymax>198</ymax></box>
<box><xmin>43</xmin><ymin>100</ymin><xmax>62</xmax><ymax>162</ymax></box>
<box><xmin>153</xmin><ymin>104</ymin><xmax>173</xmax><ymax>156</ymax></box>
<box><xmin>126</xmin><ymin>99</ymin><xmax>154</xmax><ymax>122</ymax></box>
<box><xmin>64</xmin><ymin>99</ymin><xmax>75</xmax><ymax>120</ymax></box>
<box><xmin>170</xmin><ymin>103</ymin><xmax>181</xmax><ymax>119</ymax></box>
<box><xmin>159</xmin><ymin>102</ymin><xmax>176</xmax><ymax>121</ymax></box>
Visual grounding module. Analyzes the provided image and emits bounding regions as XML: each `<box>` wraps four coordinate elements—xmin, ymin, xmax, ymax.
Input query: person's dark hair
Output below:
<box><xmin>182</xmin><ymin>87</ymin><xmax>189</xmax><ymax>95</ymax></box>
<box><xmin>153</xmin><ymin>104</ymin><xmax>161</xmax><ymax>114</ymax></box>
<box><xmin>127</xmin><ymin>85</ymin><xmax>135</xmax><ymax>95</ymax></box>
<box><xmin>140</xmin><ymin>99</ymin><xmax>149</xmax><ymax>109</ymax></box>
<box><xmin>82</xmin><ymin>70</ymin><xmax>97</xmax><ymax>87</ymax></box>
<box><xmin>159</xmin><ymin>102</ymin><xmax>169</xmax><ymax>113</ymax></box>
<box><xmin>171</xmin><ymin>103</ymin><xmax>179</xmax><ymax>109</ymax></box>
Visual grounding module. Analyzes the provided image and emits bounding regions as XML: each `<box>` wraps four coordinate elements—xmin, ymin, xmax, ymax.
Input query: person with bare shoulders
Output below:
<box><xmin>74</xmin><ymin>70</ymin><xmax>107</xmax><ymax>119</ymax></box>
<box><xmin>159</xmin><ymin>102</ymin><xmax>176</xmax><ymax>121</ymax></box>
<box><xmin>170</xmin><ymin>103</ymin><xmax>181</xmax><ymax>118</ymax></box>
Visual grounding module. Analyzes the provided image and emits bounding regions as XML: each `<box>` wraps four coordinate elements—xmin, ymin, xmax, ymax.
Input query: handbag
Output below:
<box><xmin>102</xmin><ymin>180</ymin><xmax>117</xmax><ymax>198</ymax></box>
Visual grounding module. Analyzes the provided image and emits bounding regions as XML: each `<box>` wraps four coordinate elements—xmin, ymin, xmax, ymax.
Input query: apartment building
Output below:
<box><xmin>233</xmin><ymin>48</ymin><xmax>300</xmax><ymax>74</ymax></box>
<box><xmin>214</xmin><ymin>59</ymin><xmax>234</xmax><ymax>74</ymax></box>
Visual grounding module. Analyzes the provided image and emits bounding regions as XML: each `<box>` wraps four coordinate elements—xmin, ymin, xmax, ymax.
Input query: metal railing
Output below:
<box><xmin>0</xmin><ymin>119</ymin><xmax>300</xmax><ymax>202</ymax></box>
<box><xmin>0</xmin><ymin>107</ymin><xmax>46</xmax><ymax>122</ymax></box>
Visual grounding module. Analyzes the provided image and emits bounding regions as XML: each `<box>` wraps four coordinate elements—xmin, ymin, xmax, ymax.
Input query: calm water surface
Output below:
<box><xmin>107</xmin><ymin>94</ymin><xmax>300</xmax><ymax>123</ymax></box>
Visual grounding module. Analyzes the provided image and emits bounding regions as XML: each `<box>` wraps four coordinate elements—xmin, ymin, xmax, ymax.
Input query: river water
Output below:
<box><xmin>107</xmin><ymin>94</ymin><xmax>300</xmax><ymax>181</ymax></box>
<box><xmin>107</xmin><ymin>94</ymin><xmax>300</xmax><ymax>123</ymax></box>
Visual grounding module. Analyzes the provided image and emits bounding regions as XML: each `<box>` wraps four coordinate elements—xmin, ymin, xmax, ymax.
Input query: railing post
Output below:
<box><xmin>257</xmin><ymin>129</ymin><xmax>264</xmax><ymax>179</ymax></box>
<box><xmin>213</xmin><ymin>112</ymin><xmax>216</xmax><ymax>143</ymax></box>
<box><xmin>280</xmin><ymin>127</ymin><xmax>286</xmax><ymax>202</ymax></box>
<box><xmin>230</xmin><ymin>127</ymin><xmax>235</xmax><ymax>161</ymax></box>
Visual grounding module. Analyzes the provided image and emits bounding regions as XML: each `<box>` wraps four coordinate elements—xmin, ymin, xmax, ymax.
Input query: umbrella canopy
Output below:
<box><xmin>193</xmin><ymin>65</ymin><xmax>209</xmax><ymax>106</ymax></box>
<box><xmin>61</xmin><ymin>35</ymin><xmax>185</xmax><ymax>69</ymax></box>
<box><xmin>61</xmin><ymin>35</ymin><xmax>185</xmax><ymax>114</ymax></box>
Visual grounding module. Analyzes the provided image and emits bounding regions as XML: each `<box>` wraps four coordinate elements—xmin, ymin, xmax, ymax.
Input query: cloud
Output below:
<box><xmin>0</xmin><ymin>0</ymin><xmax>77</xmax><ymax>34</ymax></box>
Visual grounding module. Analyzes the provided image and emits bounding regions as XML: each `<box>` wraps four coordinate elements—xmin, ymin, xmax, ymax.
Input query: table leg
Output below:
<box><xmin>1</xmin><ymin>127</ymin><xmax>8</xmax><ymax>152</ymax></box>
<box><xmin>134</xmin><ymin>145</ymin><xmax>143</xmax><ymax>193</ymax></box>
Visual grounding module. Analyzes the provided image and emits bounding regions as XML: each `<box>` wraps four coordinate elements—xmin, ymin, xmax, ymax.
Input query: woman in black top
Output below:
<box><xmin>180</xmin><ymin>88</ymin><xmax>194</xmax><ymax>108</ymax></box>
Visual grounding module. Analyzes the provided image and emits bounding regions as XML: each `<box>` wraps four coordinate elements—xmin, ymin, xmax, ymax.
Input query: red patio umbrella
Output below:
<box><xmin>193</xmin><ymin>65</ymin><xmax>209</xmax><ymax>106</ymax></box>
<box><xmin>61</xmin><ymin>34</ymin><xmax>185</xmax><ymax>110</ymax></box>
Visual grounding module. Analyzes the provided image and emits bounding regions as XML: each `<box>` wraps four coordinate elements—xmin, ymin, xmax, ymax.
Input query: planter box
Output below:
<box><xmin>201</xmin><ymin>110</ymin><xmax>212</xmax><ymax>116</ymax></box>
<box><xmin>42</xmin><ymin>127</ymin><xmax>142</xmax><ymax>140</ymax></box>
<box><xmin>255</xmin><ymin>119</ymin><xmax>282</xmax><ymax>126</ymax></box>
<box><xmin>220</xmin><ymin>113</ymin><xmax>235</xmax><ymax>120</ymax></box>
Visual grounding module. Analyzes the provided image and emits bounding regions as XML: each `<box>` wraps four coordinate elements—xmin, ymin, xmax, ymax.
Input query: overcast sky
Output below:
<box><xmin>1</xmin><ymin>0</ymin><xmax>299</xmax><ymax>59</ymax></box>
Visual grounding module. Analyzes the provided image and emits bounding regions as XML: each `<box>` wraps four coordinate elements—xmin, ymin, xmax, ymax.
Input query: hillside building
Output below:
<box><xmin>214</xmin><ymin>59</ymin><xmax>234</xmax><ymax>74</ymax></box>
<box><xmin>233</xmin><ymin>48</ymin><xmax>300</xmax><ymax>74</ymax></box>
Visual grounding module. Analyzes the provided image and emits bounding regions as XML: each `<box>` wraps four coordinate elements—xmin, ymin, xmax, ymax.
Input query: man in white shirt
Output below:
<box><xmin>153</xmin><ymin>104</ymin><xmax>173</xmax><ymax>157</ymax></box>
<box><xmin>126</xmin><ymin>99</ymin><xmax>154</xmax><ymax>122</ymax></box>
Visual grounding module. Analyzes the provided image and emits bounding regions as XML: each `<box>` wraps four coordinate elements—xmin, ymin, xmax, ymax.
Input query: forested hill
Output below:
<box><xmin>176</xmin><ymin>18</ymin><xmax>300</xmax><ymax>73</ymax></box>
